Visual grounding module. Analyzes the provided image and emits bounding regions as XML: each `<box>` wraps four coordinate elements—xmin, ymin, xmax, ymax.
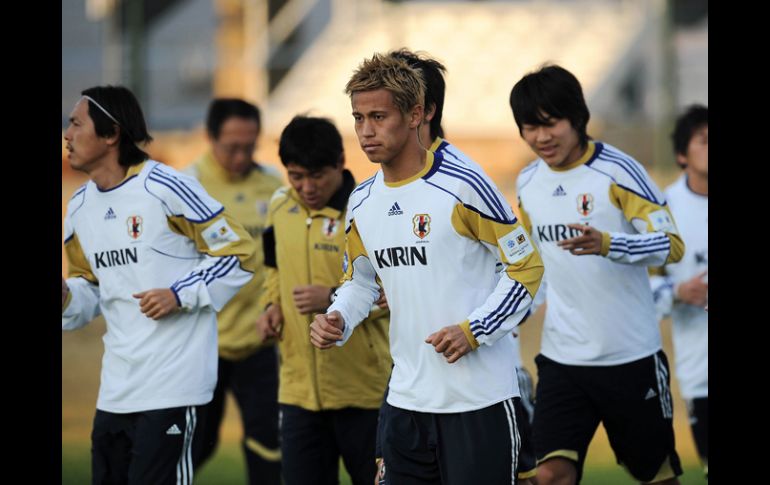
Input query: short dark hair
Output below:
<box><xmin>206</xmin><ymin>98</ymin><xmax>261</xmax><ymax>139</ymax></box>
<box><xmin>81</xmin><ymin>85</ymin><xmax>153</xmax><ymax>167</ymax></box>
<box><xmin>390</xmin><ymin>49</ymin><xmax>447</xmax><ymax>140</ymax></box>
<box><xmin>278</xmin><ymin>116</ymin><xmax>343</xmax><ymax>171</ymax></box>
<box><xmin>509</xmin><ymin>65</ymin><xmax>591</xmax><ymax>147</ymax></box>
<box><xmin>672</xmin><ymin>104</ymin><xmax>708</xmax><ymax>158</ymax></box>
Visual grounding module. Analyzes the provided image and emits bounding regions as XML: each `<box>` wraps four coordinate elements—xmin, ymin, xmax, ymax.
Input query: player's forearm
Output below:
<box><xmin>603</xmin><ymin>231</ymin><xmax>677</xmax><ymax>266</ymax></box>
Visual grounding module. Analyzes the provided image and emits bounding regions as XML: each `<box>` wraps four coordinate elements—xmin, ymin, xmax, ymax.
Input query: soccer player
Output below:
<box><xmin>311</xmin><ymin>53</ymin><xmax>544</xmax><ymax>484</ymax></box>
<box><xmin>650</xmin><ymin>105</ymin><xmax>708</xmax><ymax>478</ymax></box>
<box><xmin>62</xmin><ymin>85</ymin><xmax>257</xmax><ymax>485</ymax></box>
<box><xmin>186</xmin><ymin>99</ymin><xmax>282</xmax><ymax>484</ymax></box>
<box><xmin>371</xmin><ymin>48</ymin><xmax>538</xmax><ymax>485</ymax></box>
<box><xmin>256</xmin><ymin>116</ymin><xmax>391</xmax><ymax>485</ymax></box>
<box><xmin>510</xmin><ymin>65</ymin><xmax>685</xmax><ymax>485</ymax></box>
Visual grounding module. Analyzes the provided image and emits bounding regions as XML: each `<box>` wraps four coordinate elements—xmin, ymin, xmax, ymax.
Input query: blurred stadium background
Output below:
<box><xmin>62</xmin><ymin>0</ymin><xmax>707</xmax><ymax>483</ymax></box>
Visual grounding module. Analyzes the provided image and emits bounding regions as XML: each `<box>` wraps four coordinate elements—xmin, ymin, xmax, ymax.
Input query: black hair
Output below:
<box><xmin>509</xmin><ymin>65</ymin><xmax>591</xmax><ymax>147</ymax></box>
<box><xmin>672</xmin><ymin>104</ymin><xmax>708</xmax><ymax>160</ymax></box>
<box><xmin>390</xmin><ymin>49</ymin><xmax>447</xmax><ymax>140</ymax></box>
<box><xmin>206</xmin><ymin>98</ymin><xmax>261</xmax><ymax>139</ymax></box>
<box><xmin>278</xmin><ymin>116</ymin><xmax>343</xmax><ymax>170</ymax></box>
<box><xmin>81</xmin><ymin>85</ymin><xmax>153</xmax><ymax>167</ymax></box>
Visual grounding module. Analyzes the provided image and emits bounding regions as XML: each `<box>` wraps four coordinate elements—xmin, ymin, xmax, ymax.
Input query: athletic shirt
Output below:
<box><xmin>657</xmin><ymin>175</ymin><xmax>708</xmax><ymax>399</ymax></box>
<box><xmin>62</xmin><ymin>160</ymin><xmax>256</xmax><ymax>413</ymax></box>
<box><xmin>329</xmin><ymin>150</ymin><xmax>544</xmax><ymax>413</ymax></box>
<box><xmin>517</xmin><ymin>141</ymin><xmax>684</xmax><ymax>366</ymax></box>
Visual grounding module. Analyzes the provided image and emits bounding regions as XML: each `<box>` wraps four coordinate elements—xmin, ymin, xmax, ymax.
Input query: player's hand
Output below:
<box><xmin>62</xmin><ymin>277</ymin><xmax>69</xmax><ymax>307</ymax></box>
<box><xmin>375</xmin><ymin>287</ymin><xmax>388</xmax><ymax>309</ymax></box>
<box><xmin>256</xmin><ymin>304</ymin><xmax>283</xmax><ymax>341</ymax></box>
<box><xmin>425</xmin><ymin>324</ymin><xmax>473</xmax><ymax>363</ymax></box>
<box><xmin>133</xmin><ymin>288</ymin><xmax>179</xmax><ymax>320</ymax></box>
<box><xmin>677</xmin><ymin>270</ymin><xmax>708</xmax><ymax>306</ymax></box>
<box><xmin>558</xmin><ymin>224</ymin><xmax>603</xmax><ymax>255</ymax></box>
<box><xmin>310</xmin><ymin>310</ymin><xmax>344</xmax><ymax>349</ymax></box>
<box><xmin>293</xmin><ymin>285</ymin><xmax>333</xmax><ymax>314</ymax></box>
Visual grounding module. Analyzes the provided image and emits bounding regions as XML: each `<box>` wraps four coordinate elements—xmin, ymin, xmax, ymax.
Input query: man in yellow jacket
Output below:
<box><xmin>188</xmin><ymin>99</ymin><xmax>282</xmax><ymax>485</ymax></box>
<box><xmin>257</xmin><ymin>116</ymin><xmax>391</xmax><ymax>485</ymax></box>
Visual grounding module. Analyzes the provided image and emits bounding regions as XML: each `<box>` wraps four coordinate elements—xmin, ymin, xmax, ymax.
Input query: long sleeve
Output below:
<box><xmin>259</xmin><ymin>225</ymin><xmax>281</xmax><ymax>309</ymax></box>
<box><xmin>328</xmin><ymin>218</ymin><xmax>381</xmax><ymax>345</ymax></box>
<box><xmin>452</xmin><ymin>203</ymin><xmax>544</xmax><ymax>347</ymax></box>
<box><xmin>62</xmin><ymin>217</ymin><xmax>101</xmax><ymax>330</ymax></box>
<box><xmin>147</xmin><ymin>166</ymin><xmax>257</xmax><ymax>312</ymax></box>
<box><xmin>601</xmin><ymin>182</ymin><xmax>685</xmax><ymax>266</ymax></box>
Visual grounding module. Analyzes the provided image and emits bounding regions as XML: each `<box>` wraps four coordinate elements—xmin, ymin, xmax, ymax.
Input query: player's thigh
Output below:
<box><xmin>128</xmin><ymin>406</ymin><xmax>197</xmax><ymax>485</ymax></box>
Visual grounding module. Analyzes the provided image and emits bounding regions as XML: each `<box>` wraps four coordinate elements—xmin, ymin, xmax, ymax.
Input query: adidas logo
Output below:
<box><xmin>166</xmin><ymin>424</ymin><xmax>182</xmax><ymax>435</ymax></box>
<box><xmin>288</xmin><ymin>205</ymin><xmax>299</xmax><ymax>213</ymax></box>
<box><xmin>387</xmin><ymin>202</ymin><xmax>403</xmax><ymax>216</ymax></box>
<box><xmin>104</xmin><ymin>207</ymin><xmax>117</xmax><ymax>220</ymax></box>
<box><xmin>644</xmin><ymin>388</ymin><xmax>657</xmax><ymax>400</ymax></box>
<box><xmin>552</xmin><ymin>185</ymin><xmax>566</xmax><ymax>196</ymax></box>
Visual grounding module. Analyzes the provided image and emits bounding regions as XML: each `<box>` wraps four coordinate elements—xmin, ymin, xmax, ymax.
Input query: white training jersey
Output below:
<box><xmin>652</xmin><ymin>175</ymin><xmax>708</xmax><ymax>399</ymax></box>
<box><xmin>434</xmin><ymin>138</ymin><xmax>526</xmax><ymax>368</ymax></box>
<box><xmin>62</xmin><ymin>161</ymin><xmax>256</xmax><ymax>413</ymax></box>
<box><xmin>329</xmin><ymin>150</ymin><xmax>544</xmax><ymax>413</ymax></box>
<box><xmin>517</xmin><ymin>141</ymin><xmax>683</xmax><ymax>366</ymax></box>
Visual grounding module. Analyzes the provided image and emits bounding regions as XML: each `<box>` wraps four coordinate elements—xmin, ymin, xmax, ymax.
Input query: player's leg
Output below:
<box><xmin>436</xmin><ymin>397</ymin><xmax>523</xmax><ymax>485</ymax></box>
<box><xmin>191</xmin><ymin>357</ymin><xmax>230</xmax><ymax>469</ymax></box>
<box><xmin>599</xmin><ymin>350</ymin><xmax>682</xmax><ymax>484</ymax></box>
<box><xmin>280</xmin><ymin>404</ymin><xmax>339</xmax><ymax>485</ymax></box>
<box><xmin>128</xmin><ymin>406</ymin><xmax>198</xmax><ymax>485</ymax></box>
<box><xmin>532</xmin><ymin>354</ymin><xmax>600</xmax><ymax>485</ymax></box>
<box><xmin>333</xmin><ymin>407</ymin><xmax>380</xmax><ymax>485</ymax></box>
<box><xmin>686</xmin><ymin>397</ymin><xmax>708</xmax><ymax>478</ymax></box>
<box><xmin>381</xmin><ymin>405</ymin><xmax>441</xmax><ymax>485</ymax></box>
<box><xmin>231</xmin><ymin>346</ymin><xmax>281</xmax><ymax>485</ymax></box>
<box><xmin>91</xmin><ymin>409</ymin><xmax>132</xmax><ymax>485</ymax></box>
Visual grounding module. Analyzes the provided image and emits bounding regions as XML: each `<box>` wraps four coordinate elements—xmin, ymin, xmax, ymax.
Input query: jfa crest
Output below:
<box><xmin>413</xmin><ymin>214</ymin><xmax>431</xmax><ymax>239</ymax></box>
<box><xmin>576</xmin><ymin>193</ymin><xmax>594</xmax><ymax>216</ymax></box>
<box><xmin>127</xmin><ymin>215</ymin><xmax>143</xmax><ymax>239</ymax></box>
<box><xmin>322</xmin><ymin>217</ymin><xmax>339</xmax><ymax>239</ymax></box>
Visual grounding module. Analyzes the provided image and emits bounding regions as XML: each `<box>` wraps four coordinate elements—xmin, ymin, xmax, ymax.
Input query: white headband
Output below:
<box><xmin>81</xmin><ymin>95</ymin><xmax>121</xmax><ymax>126</ymax></box>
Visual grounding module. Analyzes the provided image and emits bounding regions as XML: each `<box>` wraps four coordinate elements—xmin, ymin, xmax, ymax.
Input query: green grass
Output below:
<box><xmin>64</xmin><ymin>440</ymin><xmax>706</xmax><ymax>485</ymax></box>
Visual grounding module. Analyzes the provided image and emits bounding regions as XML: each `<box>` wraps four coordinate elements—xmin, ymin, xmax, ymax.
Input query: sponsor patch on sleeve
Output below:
<box><xmin>202</xmin><ymin>218</ymin><xmax>241</xmax><ymax>251</ymax></box>
<box><xmin>498</xmin><ymin>226</ymin><xmax>534</xmax><ymax>264</ymax></box>
<box><xmin>648</xmin><ymin>209</ymin><xmax>677</xmax><ymax>234</ymax></box>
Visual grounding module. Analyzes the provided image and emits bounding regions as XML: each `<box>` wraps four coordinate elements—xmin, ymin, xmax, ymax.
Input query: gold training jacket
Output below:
<box><xmin>260</xmin><ymin>170</ymin><xmax>391</xmax><ymax>411</ymax></box>
<box><xmin>187</xmin><ymin>153</ymin><xmax>283</xmax><ymax>360</ymax></box>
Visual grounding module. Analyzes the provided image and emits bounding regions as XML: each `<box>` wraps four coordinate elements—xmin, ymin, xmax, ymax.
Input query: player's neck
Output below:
<box><xmin>686</xmin><ymin>172</ymin><xmax>708</xmax><ymax>196</ymax></box>
<box><xmin>89</xmin><ymin>156</ymin><xmax>129</xmax><ymax>190</ymax></box>
<box><xmin>382</xmin><ymin>142</ymin><xmax>427</xmax><ymax>185</ymax></box>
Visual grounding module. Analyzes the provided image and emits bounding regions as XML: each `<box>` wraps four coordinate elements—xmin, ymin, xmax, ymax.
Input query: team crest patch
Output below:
<box><xmin>577</xmin><ymin>193</ymin><xmax>594</xmax><ymax>216</ymax></box>
<box><xmin>127</xmin><ymin>215</ymin><xmax>143</xmax><ymax>239</ymax></box>
<box><xmin>322</xmin><ymin>218</ymin><xmax>339</xmax><ymax>239</ymax></box>
<box><xmin>203</xmin><ymin>218</ymin><xmax>241</xmax><ymax>251</ymax></box>
<box><xmin>413</xmin><ymin>214</ymin><xmax>431</xmax><ymax>239</ymax></box>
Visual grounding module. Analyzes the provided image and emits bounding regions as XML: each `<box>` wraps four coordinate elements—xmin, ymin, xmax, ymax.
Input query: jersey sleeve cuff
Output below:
<box><xmin>458</xmin><ymin>320</ymin><xmax>480</xmax><ymax>350</ymax></box>
<box><xmin>600</xmin><ymin>231</ymin><xmax>611</xmax><ymax>256</ymax></box>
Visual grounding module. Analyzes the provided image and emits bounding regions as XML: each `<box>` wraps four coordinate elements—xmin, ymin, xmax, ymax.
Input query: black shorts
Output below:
<box><xmin>92</xmin><ymin>406</ymin><xmax>198</xmax><ymax>485</ymax></box>
<box><xmin>532</xmin><ymin>351</ymin><xmax>682</xmax><ymax>483</ymax></box>
<box><xmin>686</xmin><ymin>396</ymin><xmax>708</xmax><ymax>472</ymax></box>
<box><xmin>382</xmin><ymin>398</ymin><xmax>525</xmax><ymax>485</ymax></box>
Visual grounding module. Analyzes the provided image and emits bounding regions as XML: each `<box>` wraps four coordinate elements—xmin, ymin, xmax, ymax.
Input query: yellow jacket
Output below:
<box><xmin>260</xmin><ymin>170</ymin><xmax>391</xmax><ymax>411</ymax></box>
<box><xmin>187</xmin><ymin>153</ymin><xmax>283</xmax><ymax>360</ymax></box>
